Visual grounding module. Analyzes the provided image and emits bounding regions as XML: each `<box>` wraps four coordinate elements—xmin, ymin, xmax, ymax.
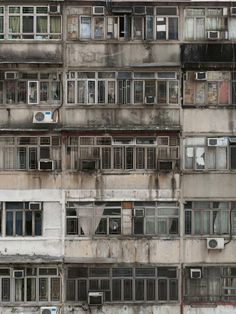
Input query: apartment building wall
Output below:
<box><xmin>0</xmin><ymin>0</ymin><xmax>234</xmax><ymax>314</ymax></box>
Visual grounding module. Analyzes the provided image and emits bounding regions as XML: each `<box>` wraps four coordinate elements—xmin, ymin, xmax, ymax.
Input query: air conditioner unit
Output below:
<box><xmin>40</xmin><ymin>307</ymin><xmax>59</xmax><ymax>314</ymax></box>
<box><xmin>93</xmin><ymin>6</ymin><xmax>105</xmax><ymax>15</ymax></box>
<box><xmin>79</xmin><ymin>159</ymin><xmax>99</xmax><ymax>171</ymax></box>
<box><xmin>49</xmin><ymin>4</ymin><xmax>61</xmax><ymax>14</ymax></box>
<box><xmin>38</xmin><ymin>159</ymin><xmax>55</xmax><ymax>171</ymax></box>
<box><xmin>190</xmin><ymin>268</ymin><xmax>202</xmax><ymax>279</ymax></box>
<box><xmin>207</xmin><ymin>238</ymin><xmax>225</xmax><ymax>250</ymax></box>
<box><xmin>145</xmin><ymin>96</ymin><xmax>156</xmax><ymax>104</ymax></box>
<box><xmin>133</xmin><ymin>208</ymin><xmax>144</xmax><ymax>217</ymax></box>
<box><xmin>207</xmin><ymin>138</ymin><xmax>228</xmax><ymax>147</ymax></box>
<box><xmin>158</xmin><ymin>161</ymin><xmax>173</xmax><ymax>171</ymax></box>
<box><xmin>13</xmin><ymin>270</ymin><xmax>24</xmax><ymax>278</ymax></box>
<box><xmin>230</xmin><ymin>7</ymin><xmax>236</xmax><ymax>15</ymax></box>
<box><xmin>195</xmin><ymin>72</ymin><xmax>207</xmax><ymax>81</ymax></box>
<box><xmin>134</xmin><ymin>6</ymin><xmax>146</xmax><ymax>14</ymax></box>
<box><xmin>33</xmin><ymin>111</ymin><xmax>56</xmax><ymax>124</ymax></box>
<box><xmin>207</xmin><ymin>31</ymin><xmax>220</xmax><ymax>40</ymax></box>
<box><xmin>88</xmin><ymin>292</ymin><xmax>103</xmax><ymax>305</ymax></box>
<box><xmin>5</xmin><ymin>71</ymin><xmax>18</xmax><ymax>80</ymax></box>
<box><xmin>207</xmin><ymin>138</ymin><xmax>218</xmax><ymax>147</ymax></box>
<box><xmin>29</xmin><ymin>202</ymin><xmax>42</xmax><ymax>210</ymax></box>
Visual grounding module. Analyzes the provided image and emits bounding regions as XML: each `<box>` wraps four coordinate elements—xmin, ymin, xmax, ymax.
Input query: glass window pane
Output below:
<box><xmin>35</xmin><ymin>211</ymin><xmax>42</xmax><ymax>236</ymax></box>
<box><xmin>2</xmin><ymin>278</ymin><xmax>10</xmax><ymax>302</ymax></box>
<box><xmin>158</xmin><ymin>279</ymin><xmax>167</xmax><ymax>300</ymax></box>
<box><xmin>146</xmin><ymin>16</ymin><xmax>153</xmax><ymax>40</ymax></box>
<box><xmin>15</xmin><ymin>278</ymin><xmax>24</xmax><ymax>302</ymax></box>
<box><xmin>169</xmin><ymin>17</ymin><xmax>178</xmax><ymax>40</ymax></box>
<box><xmin>67</xmin><ymin>81</ymin><xmax>75</xmax><ymax>103</ymax></box>
<box><xmin>50</xmin><ymin>16</ymin><xmax>61</xmax><ymax>33</ymax></box>
<box><xmin>15</xmin><ymin>212</ymin><xmax>23</xmax><ymax>235</ymax></box>
<box><xmin>134</xmin><ymin>217</ymin><xmax>144</xmax><ymax>234</ymax></box>
<box><xmin>80</xmin><ymin>17</ymin><xmax>91</xmax><ymax>39</ymax></box>
<box><xmin>37</xmin><ymin>16</ymin><xmax>47</xmax><ymax>34</ymax></box>
<box><xmin>147</xmin><ymin>279</ymin><xmax>155</xmax><ymax>301</ymax></box>
<box><xmin>157</xmin><ymin>81</ymin><xmax>167</xmax><ymax>103</ymax></box>
<box><xmin>27</xmin><ymin>278</ymin><xmax>36</xmax><ymax>301</ymax></box>
<box><xmin>77</xmin><ymin>81</ymin><xmax>85</xmax><ymax>103</ymax></box>
<box><xmin>51</xmin><ymin>82</ymin><xmax>60</xmax><ymax>101</ymax></box>
<box><xmin>6</xmin><ymin>212</ymin><xmax>13</xmax><ymax>236</ymax></box>
<box><xmin>9</xmin><ymin>16</ymin><xmax>20</xmax><ymax>33</ymax></box>
<box><xmin>108</xmin><ymin>81</ymin><xmax>115</xmax><ymax>103</ymax></box>
<box><xmin>134</xmin><ymin>81</ymin><xmax>143</xmax><ymax>103</ymax></box>
<box><xmin>169</xmin><ymin>279</ymin><xmax>178</xmax><ymax>300</ymax></box>
<box><xmin>39</xmin><ymin>278</ymin><xmax>48</xmax><ymax>301</ymax></box>
<box><xmin>124</xmin><ymin>279</ymin><xmax>133</xmax><ymax>301</ymax></box>
<box><xmin>112</xmin><ymin>279</ymin><xmax>121</xmax><ymax>301</ymax></box>
<box><xmin>157</xmin><ymin>17</ymin><xmax>166</xmax><ymax>39</ymax></box>
<box><xmin>88</xmin><ymin>81</ymin><xmax>95</xmax><ymax>103</ymax></box>
<box><xmin>66</xmin><ymin>280</ymin><xmax>75</xmax><ymax>301</ymax></box>
<box><xmin>28</xmin><ymin>82</ymin><xmax>38</xmax><ymax>104</ymax></box>
<box><xmin>135</xmin><ymin>279</ymin><xmax>144</xmax><ymax>300</ymax></box>
<box><xmin>98</xmin><ymin>81</ymin><xmax>105</xmax><ymax>103</ymax></box>
<box><xmin>78</xmin><ymin>280</ymin><xmax>87</xmax><ymax>301</ymax></box>
<box><xmin>23</xmin><ymin>16</ymin><xmax>33</xmax><ymax>33</ymax></box>
<box><xmin>25</xmin><ymin>211</ymin><xmax>32</xmax><ymax>236</ymax></box>
<box><xmin>169</xmin><ymin>81</ymin><xmax>178</xmax><ymax>103</ymax></box>
<box><xmin>94</xmin><ymin>17</ymin><xmax>104</xmax><ymax>39</ymax></box>
<box><xmin>51</xmin><ymin>278</ymin><xmax>60</xmax><ymax>301</ymax></box>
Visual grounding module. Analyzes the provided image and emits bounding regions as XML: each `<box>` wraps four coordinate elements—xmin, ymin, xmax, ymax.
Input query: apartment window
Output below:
<box><xmin>0</xmin><ymin>136</ymin><xmax>61</xmax><ymax>171</ymax></box>
<box><xmin>184</xmin><ymin>137</ymin><xmax>228</xmax><ymax>170</ymax></box>
<box><xmin>66</xmin><ymin>202</ymin><xmax>121</xmax><ymax>236</ymax></box>
<box><xmin>156</xmin><ymin>7</ymin><xmax>178</xmax><ymax>40</ymax></box>
<box><xmin>67</xmin><ymin>72</ymin><xmax>115</xmax><ymax>104</ymax></box>
<box><xmin>67</xmin><ymin>71</ymin><xmax>179</xmax><ymax>105</ymax></box>
<box><xmin>0</xmin><ymin>266</ymin><xmax>60</xmax><ymax>303</ymax></box>
<box><xmin>8</xmin><ymin>6</ymin><xmax>61</xmax><ymax>40</ymax></box>
<box><xmin>67</xmin><ymin>135</ymin><xmax>179</xmax><ymax>171</ymax></box>
<box><xmin>185</xmin><ymin>8</ymin><xmax>227</xmax><ymax>40</ymax></box>
<box><xmin>66</xmin><ymin>265</ymin><xmax>178</xmax><ymax>303</ymax></box>
<box><xmin>184</xmin><ymin>71</ymin><xmax>230</xmax><ymax>106</ymax></box>
<box><xmin>185</xmin><ymin>266</ymin><xmax>236</xmax><ymax>302</ymax></box>
<box><xmin>5</xmin><ymin>202</ymin><xmax>42</xmax><ymax>236</ymax></box>
<box><xmin>133</xmin><ymin>202</ymin><xmax>179</xmax><ymax>236</ymax></box>
<box><xmin>184</xmin><ymin>201</ymin><xmax>236</xmax><ymax>236</ymax></box>
<box><xmin>0</xmin><ymin>72</ymin><xmax>61</xmax><ymax>105</ymax></box>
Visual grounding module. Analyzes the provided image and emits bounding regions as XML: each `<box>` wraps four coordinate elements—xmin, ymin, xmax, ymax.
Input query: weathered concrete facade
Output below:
<box><xmin>0</xmin><ymin>0</ymin><xmax>235</xmax><ymax>314</ymax></box>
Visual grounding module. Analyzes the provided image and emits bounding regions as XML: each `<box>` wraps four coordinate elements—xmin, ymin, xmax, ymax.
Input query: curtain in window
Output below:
<box><xmin>76</xmin><ymin>204</ymin><xmax>105</xmax><ymax>235</ymax></box>
<box><xmin>185</xmin><ymin>18</ymin><xmax>194</xmax><ymax>40</ymax></box>
<box><xmin>50</xmin><ymin>16</ymin><xmax>61</xmax><ymax>33</ymax></box>
<box><xmin>9</xmin><ymin>16</ymin><xmax>20</xmax><ymax>33</ymax></box>
<box><xmin>37</xmin><ymin>16</ymin><xmax>48</xmax><ymax>33</ymax></box>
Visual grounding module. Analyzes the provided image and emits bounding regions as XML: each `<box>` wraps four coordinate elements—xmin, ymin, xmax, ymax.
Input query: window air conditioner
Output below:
<box><xmin>190</xmin><ymin>269</ymin><xmax>202</xmax><ymax>279</ymax></box>
<box><xmin>49</xmin><ymin>5</ymin><xmax>61</xmax><ymax>14</ymax></box>
<box><xmin>230</xmin><ymin>7</ymin><xmax>236</xmax><ymax>15</ymax></box>
<box><xmin>29</xmin><ymin>202</ymin><xmax>42</xmax><ymax>210</ymax></box>
<box><xmin>195</xmin><ymin>72</ymin><xmax>207</xmax><ymax>81</ymax></box>
<box><xmin>33</xmin><ymin>111</ymin><xmax>56</xmax><ymax>124</ymax></box>
<box><xmin>38</xmin><ymin>159</ymin><xmax>55</xmax><ymax>171</ymax></box>
<box><xmin>207</xmin><ymin>31</ymin><xmax>220</xmax><ymax>40</ymax></box>
<box><xmin>145</xmin><ymin>96</ymin><xmax>156</xmax><ymax>104</ymax></box>
<box><xmin>5</xmin><ymin>71</ymin><xmax>18</xmax><ymax>80</ymax></box>
<box><xmin>158</xmin><ymin>161</ymin><xmax>173</xmax><ymax>171</ymax></box>
<box><xmin>13</xmin><ymin>270</ymin><xmax>24</xmax><ymax>278</ymax></box>
<box><xmin>207</xmin><ymin>138</ymin><xmax>228</xmax><ymax>147</ymax></box>
<box><xmin>40</xmin><ymin>307</ymin><xmax>59</xmax><ymax>314</ymax></box>
<box><xmin>93</xmin><ymin>6</ymin><xmax>105</xmax><ymax>15</ymax></box>
<box><xmin>133</xmin><ymin>208</ymin><xmax>144</xmax><ymax>217</ymax></box>
<box><xmin>79</xmin><ymin>159</ymin><xmax>99</xmax><ymax>171</ymax></box>
<box><xmin>88</xmin><ymin>292</ymin><xmax>104</xmax><ymax>305</ymax></box>
<box><xmin>207</xmin><ymin>138</ymin><xmax>218</xmax><ymax>147</ymax></box>
<box><xmin>207</xmin><ymin>238</ymin><xmax>225</xmax><ymax>250</ymax></box>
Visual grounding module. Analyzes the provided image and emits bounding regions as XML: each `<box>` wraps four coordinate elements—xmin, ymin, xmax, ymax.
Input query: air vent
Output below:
<box><xmin>29</xmin><ymin>202</ymin><xmax>42</xmax><ymax>210</ymax></box>
<box><xmin>88</xmin><ymin>292</ymin><xmax>103</xmax><ymax>305</ymax></box>
<box><xmin>38</xmin><ymin>159</ymin><xmax>55</xmax><ymax>171</ymax></box>
<box><xmin>195</xmin><ymin>72</ymin><xmax>207</xmax><ymax>81</ymax></box>
<box><xmin>49</xmin><ymin>4</ymin><xmax>60</xmax><ymax>14</ymax></box>
<box><xmin>93</xmin><ymin>6</ymin><xmax>104</xmax><ymax>15</ymax></box>
<box><xmin>5</xmin><ymin>71</ymin><xmax>18</xmax><ymax>80</ymax></box>
<box><xmin>145</xmin><ymin>96</ymin><xmax>156</xmax><ymax>104</ymax></box>
<box><xmin>207</xmin><ymin>31</ymin><xmax>220</xmax><ymax>40</ymax></box>
<box><xmin>13</xmin><ymin>270</ymin><xmax>24</xmax><ymax>278</ymax></box>
<box><xmin>190</xmin><ymin>269</ymin><xmax>202</xmax><ymax>279</ymax></box>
